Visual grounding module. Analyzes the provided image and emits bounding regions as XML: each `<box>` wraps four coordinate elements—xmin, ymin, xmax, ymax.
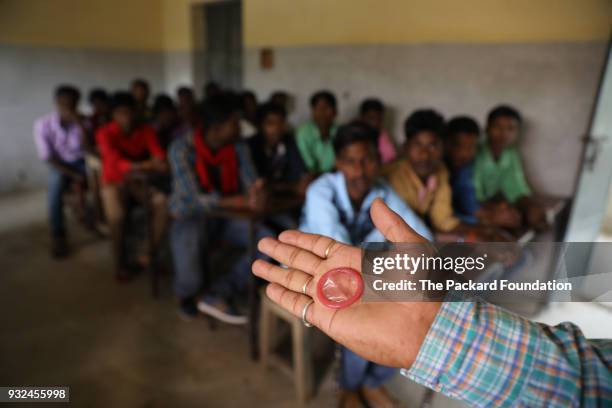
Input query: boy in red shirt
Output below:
<box><xmin>97</xmin><ymin>92</ymin><xmax>168</xmax><ymax>281</ymax></box>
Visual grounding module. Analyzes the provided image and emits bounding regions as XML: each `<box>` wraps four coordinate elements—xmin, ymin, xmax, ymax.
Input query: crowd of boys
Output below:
<box><xmin>34</xmin><ymin>79</ymin><xmax>546</xmax><ymax>408</ymax></box>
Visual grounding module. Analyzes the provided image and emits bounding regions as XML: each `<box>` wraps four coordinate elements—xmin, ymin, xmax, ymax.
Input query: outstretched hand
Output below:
<box><xmin>253</xmin><ymin>198</ymin><xmax>441</xmax><ymax>368</ymax></box>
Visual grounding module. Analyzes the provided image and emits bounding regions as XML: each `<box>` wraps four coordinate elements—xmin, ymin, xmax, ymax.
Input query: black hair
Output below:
<box><xmin>270</xmin><ymin>90</ymin><xmax>288</xmax><ymax>100</ymax></box>
<box><xmin>177</xmin><ymin>86</ymin><xmax>194</xmax><ymax>99</ymax></box>
<box><xmin>200</xmin><ymin>92</ymin><xmax>240</xmax><ymax>131</ymax></box>
<box><xmin>333</xmin><ymin>121</ymin><xmax>379</xmax><ymax>156</ymax></box>
<box><xmin>131</xmin><ymin>78</ymin><xmax>150</xmax><ymax>90</ymax></box>
<box><xmin>446</xmin><ymin>116</ymin><xmax>480</xmax><ymax>141</ymax></box>
<box><xmin>241</xmin><ymin>90</ymin><xmax>256</xmax><ymax>101</ymax></box>
<box><xmin>241</xmin><ymin>90</ymin><xmax>257</xmax><ymax>111</ymax></box>
<box><xmin>403</xmin><ymin>109</ymin><xmax>445</xmax><ymax>142</ymax></box>
<box><xmin>487</xmin><ymin>104</ymin><xmax>522</xmax><ymax>126</ymax></box>
<box><xmin>88</xmin><ymin>88</ymin><xmax>109</xmax><ymax>104</ymax></box>
<box><xmin>204</xmin><ymin>81</ymin><xmax>221</xmax><ymax>98</ymax></box>
<box><xmin>256</xmin><ymin>102</ymin><xmax>286</xmax><ymax>127</ymax></box>
<box><xmin>269</xmin><ymin>91</ymin><xmax>290</xmax><ymax>110</ymax></box>
<box><xmin>54</xmin><ymin>84</ymin><xmax>81</xmax><ymax>104</ymax></box>
<box><xmin>110</xmin><ymin>91</ymin><xmax>136</xmax><ymax>111</ymax></box>
<box><xmin>152</xmin><ymin>94</ymin><xmax>176</xmax><ymax>115</ymax></box>
<box><xmin>360</xmin><ymin>98</ymin><xmax>384</xmax><ymax>115</ymax></box>
<box><xmin>309</xmin><ymin>90</ymin><xmax>337</xmax><ymax>110</ymax></box>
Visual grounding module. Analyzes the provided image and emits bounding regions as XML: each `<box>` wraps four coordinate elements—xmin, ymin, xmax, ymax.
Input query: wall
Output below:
<box><xmin>0</xmin><ymin>45</ymin><xmax>165</xmax><ymax>192</ymax></box>
<box><xmin>245</xmin><ymin>42</ymin><xmax>607</xmax><ymax>197</ymax></box>
<box><xmin>0</xmin><ymin>0</ymin><xmax>216</xmax><ymax>192</ymax></box>
<box><xmin>244</xmin><ymin>0</ymin><xmax>612</xmax><ymax>46</ymax></box>
<box><xmin>0</xmin><ymin>0</ymin><xmax>611</xmax><ymax>194</ymax></box>
<box><xmin>0</xmin><ymin>0</ymin><xmax>169</xmax><ymax>192</ymax></box>
<box><xmin>243</xmin><ymin>0</ymin><xmax>612</xmax><ymax>197</ymax></box>
<box><xmin>0</xmin><ymin>0</ymin><xmax>164</xmax><ymax>50</ymax></box>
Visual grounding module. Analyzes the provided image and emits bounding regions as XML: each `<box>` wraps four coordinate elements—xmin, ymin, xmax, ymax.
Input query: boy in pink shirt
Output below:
<box><xmin>358</xmin><ymin>98</ymin><xmax>397</xmax><ymax>163</ymax></box>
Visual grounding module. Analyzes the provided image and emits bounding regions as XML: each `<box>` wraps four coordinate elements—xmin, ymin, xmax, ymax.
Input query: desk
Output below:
<box><xmin>208</xmin><ymin>196</ymin><xmax>304</xmax><ymax>359</ymax></box>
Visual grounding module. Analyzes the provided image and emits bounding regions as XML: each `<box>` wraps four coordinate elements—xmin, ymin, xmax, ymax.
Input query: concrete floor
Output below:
<box><xmin>0</xmin><ymin>189</ymin><xmax>450</xmax><ymax>408</ymax></box>
<box><xmin>0</xmin><ymin>190</ymin><xmax>340</xmax><ymax>407</ymax></box>
<box><xmin>1</xmin><ymin>189</ymin><xmax>610</xmax><ymax>408</ymax></box>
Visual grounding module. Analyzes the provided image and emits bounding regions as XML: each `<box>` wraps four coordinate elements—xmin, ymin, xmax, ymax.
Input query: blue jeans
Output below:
<box><xmin>47</xmin><ymin>159</ymin><xmax>86</xmax><ymax>238</ymax></box>
<box><xmin>170</xmin><ymin>214</ymin><xmax>273</xmax><ymax>300</ymax></box>
<box><xmin>340</xmin><ymin>347</ymin><xmax>396</xmax><ymax>391</ymax></box>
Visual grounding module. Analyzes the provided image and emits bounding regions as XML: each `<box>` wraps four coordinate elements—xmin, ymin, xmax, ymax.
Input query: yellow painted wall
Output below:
<box><xmin>0</xmin><ymin>0</ymin><xmax>164</xmax><ymax>50</ymax></box>
<box><xmin>160</xmin><ymin>0</ymin><xmax>208</xmax><ymax>51</ymax></box>
<box><xmin>1</xmin><ymin>0</ymin><xmax>610</xmax><ymax>51</ymax></box>
<box><xmin>244</xmin><ymin>0</ymin><xmax>612</xmax><ymax>47</ymax></box>
<box><xmin>0</xmin><ymin>0</ymin><xmax>203</xmax><ymax>51</ymax></box>
<box><xmin>162</xmin><ymin>0</ymin><xmax>193</xmax><ymax>51</ymax></box>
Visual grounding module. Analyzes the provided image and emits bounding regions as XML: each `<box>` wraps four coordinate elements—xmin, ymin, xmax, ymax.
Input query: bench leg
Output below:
<box><xmin>259</xmin><ymin>299</ymin><xmax>271</xmax><ymax>368</ymax></box>
<box><xmin>292</xmin><ymin>321</ymin><xmax>313</xmax><ymax>405</ymax></box>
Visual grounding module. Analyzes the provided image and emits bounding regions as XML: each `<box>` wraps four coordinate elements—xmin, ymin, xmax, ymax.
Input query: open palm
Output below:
<box><xmin>252</xmin><ymin>198</ymin><xmax>441</xmax><ymax>368</ymax></box>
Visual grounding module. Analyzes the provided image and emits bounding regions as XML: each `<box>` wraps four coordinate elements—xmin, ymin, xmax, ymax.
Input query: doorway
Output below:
<box><xmin>203</xmin><ymin>0</ymin><xmax>243</xmax><ymax>90</ymax></box>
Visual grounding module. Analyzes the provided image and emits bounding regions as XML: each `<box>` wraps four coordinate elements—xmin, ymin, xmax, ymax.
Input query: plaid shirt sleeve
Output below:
<box><xmin>168</xmin><ymin>137</ymin><xmax>219</xmax><ymax>218</ymax></box>
<box><xmin>402</xmin><ymin>299</ymin><xmax>612</xmax><ymax>407</ymax></box>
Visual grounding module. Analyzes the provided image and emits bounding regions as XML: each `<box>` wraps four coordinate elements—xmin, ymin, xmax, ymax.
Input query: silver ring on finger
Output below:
<box><xmin>302</xmin><ymin>277</ymin><xmax>312</xmax><ymax>295</ymax></box>
<box><xmin>323</xmin><ymin>240</ymin><xmax>336</xmax><ymax>259</ymax></box>
<box><xmin>301</xmin><ymin>299</ymin><xmax>314</xmax><ymax>328</ymax></box>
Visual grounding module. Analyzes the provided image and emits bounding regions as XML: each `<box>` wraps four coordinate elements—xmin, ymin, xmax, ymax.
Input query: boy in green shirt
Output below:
<box><xmin>473</xmin><ymin>105</ymin><xmax>546</xmax><ymax>229</ymax></box>
<box><xmin>296</xmin><ymin>90</ymin><xmax>338</xmax><ymax>174</ymax></box>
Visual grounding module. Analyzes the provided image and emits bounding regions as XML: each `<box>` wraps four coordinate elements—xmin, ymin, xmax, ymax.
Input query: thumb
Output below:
<box><xmin>371</xmin><ymin>198</ymin><xmax>426</xmax><ymax>243</ymax></box>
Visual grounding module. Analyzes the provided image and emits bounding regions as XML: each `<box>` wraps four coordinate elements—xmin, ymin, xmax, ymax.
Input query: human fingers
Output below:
<box><xmin>278</xmin><ymin>230</ymin><xmax>341</xmax><ymax>259</ymax></box>
<box><xmin>252</xmin><ymin>259</ymin><xmax>315</xmax><ymax>296</ymax></box>
<box><xmin>370</xmin><ymin>199</ymin><xmax>425</xmax><ymax>243</ymax></box>
<box><xmin>257</xmin><ymin>237</ymin><xmax>324</xmax><ymax>275</ymax></box>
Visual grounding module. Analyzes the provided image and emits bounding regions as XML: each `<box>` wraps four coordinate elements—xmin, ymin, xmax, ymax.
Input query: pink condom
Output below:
<box><xmin>316</xmin><ymin>267</ymin><xmax>364</xmax><ymax>309</ymax></box>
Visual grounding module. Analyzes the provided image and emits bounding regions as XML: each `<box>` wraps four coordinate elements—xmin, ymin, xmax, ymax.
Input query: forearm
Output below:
<box><xmin>217</xmin><ymin>194</ymin><xmax>248</xmax><ymax>210</ymax></box>
<box><xmin>332</xmin><ymin>301</ymin><xmax>441</xmax><ymax>369</ymax></box>
<box><xmin>47</xmin><ymin>157</ymin><xmax>82</xmax><ymax>179</ymax></box>
<box><xmin>404</xmin><ymin>298</ymin><xmax>612</xmax><ymax>407</ymax></box>
<box><xmin>266</xmin><ymin>181</ymin><xmax>303</xmax><ymax>195</ymax></box>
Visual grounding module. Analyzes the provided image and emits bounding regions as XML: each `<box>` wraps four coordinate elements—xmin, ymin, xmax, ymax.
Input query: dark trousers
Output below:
<box><xmin>47</xmin><ymin>159</ymin><xmax>86</xmax><ymax>238</ymax></box>
<box><xmin>340</xmin><ymin>347</ymin><xmax>396</xmax><ymax>391</ymax></box>
<box><xmin>170</xmin><ymin>214</ymin><xmax>273</xmax><ymax>301</ymax></box>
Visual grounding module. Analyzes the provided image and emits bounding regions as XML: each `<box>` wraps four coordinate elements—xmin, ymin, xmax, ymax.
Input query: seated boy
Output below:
<box><xmin>168</xmin><ymin>93</ymin><xmax>271</xmax><ymax>323</ymax></box>
<box><xmin>268</xmin><ymin>90</ymin><xmax>294</xmax><ymax>133</ymax></box>
<box><xmin>358</xmin><ymin>98</ymin><xmax>397</xmax><ymax>163</ymax></box>
<box><xmin>152</xmin><ymin>94</ymin><xmax>179</xmax><ymax>152</ymax></box>
<box><xmin>473</xmin><ymin>105</ymin><xmax>546</xmax><ymax>229</ymax></box>
<box><xmin>34</xmin><ymin>85</ymin><xmax>87</xmax><ymax>258</ymax></box>
<box><xmin>84</xmin><ymin>88</ymin><xmax>111</xmax><ymax>152</ymax></box>
<box><xmin>301</xmin><ymin>122</ymin><xmax>431</xmax><ymax>408</ymax></box>
<box><xmin>248</xmin><ymin>102</ymin><xmax>308</xmax><ymax>194</ymax></box>
<box><xmin>383</xmin><ymin>109</ymin><xmax>499</xmax><ymax>242</ymax></box>
<box><xmin>248</xmin><ymin>102</ymin><xmax>310</xmax><ymax>230</ymax></box>
<box><xmin>176</xmin><ymin>86</ymin><xmax>195</xmax><ymax>113</ymax></box>
<box><xmin>240</xmin><ymin>90</ymin><xmax>258</xmax><ymax>138</ymax></box>
<box><xmin>175</xmin><ymin>86</ymin><xmax>200</xmax><ymax>140</ymax></box>
<box><xmin>130</xmin><ymin>78</ymin><xmax>152</xmax><ymax>123</ymax></box>
<box><xmin>96</xmin><ymin>92</ymin><xmax>168</xmax><ymax>281</ymax></box>
<box><xmin>269</xmin><ymin>90</ymin><xmax>290</xmax><ymax>113</ymax></box>
<box><xmin>296</xmin><ymin>90</ymin><xmax>338</xmax><ymax>174</ymax></box>
<box><xmin>84</xmin><ymin>88</ymin><xmax>111</xmax><ymax>226</ymax></box>
<box><xmin>445</xmin><ymin>116</ymin><xmax>521</xmax><ymax>228</ymax></box>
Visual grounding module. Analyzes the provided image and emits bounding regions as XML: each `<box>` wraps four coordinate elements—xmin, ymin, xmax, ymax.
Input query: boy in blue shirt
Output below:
<box><xmin>300</xmin><ymin>122</ymin><xmax>430</xmax><ymax>407</ymax></box>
